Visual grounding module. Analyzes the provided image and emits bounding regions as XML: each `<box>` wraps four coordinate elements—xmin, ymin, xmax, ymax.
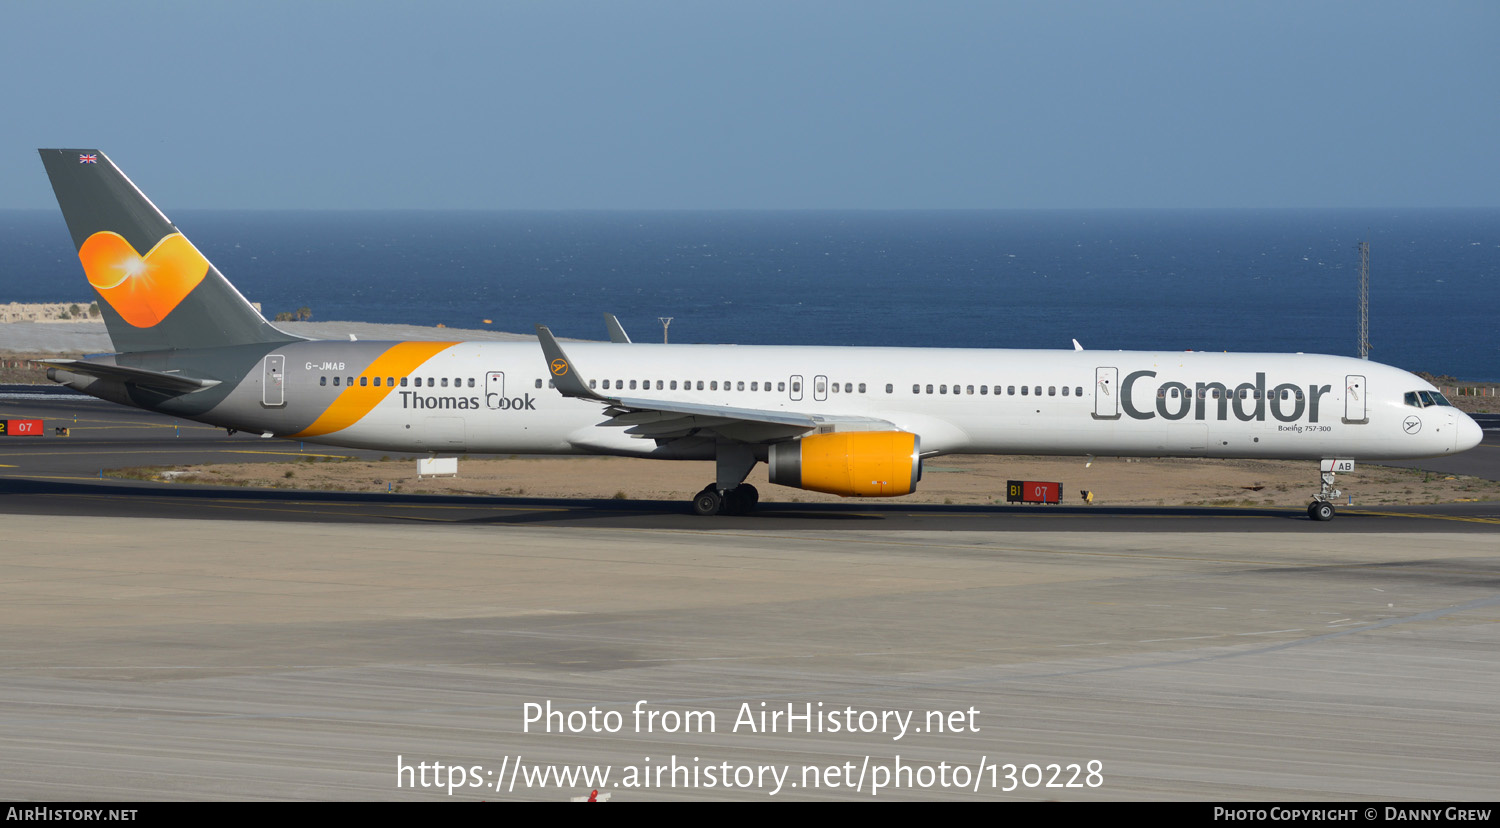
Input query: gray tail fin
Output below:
<box><xmin>38</xmin><ymin>148</ymin><xmax>299</xmax><ymax>353</ymax></box>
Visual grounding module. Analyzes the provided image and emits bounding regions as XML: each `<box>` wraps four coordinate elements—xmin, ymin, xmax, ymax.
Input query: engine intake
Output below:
<box><xmin>768</xmin><ymin>431</ymin><xmax>921</xmax><ymax>497</ymax></box>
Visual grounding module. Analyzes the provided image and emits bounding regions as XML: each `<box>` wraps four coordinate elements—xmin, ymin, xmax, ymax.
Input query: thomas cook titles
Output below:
<box><xmin>399</xmin><ymin>391</ymin><xmax>536</xmax><ymax>410</ymax></box>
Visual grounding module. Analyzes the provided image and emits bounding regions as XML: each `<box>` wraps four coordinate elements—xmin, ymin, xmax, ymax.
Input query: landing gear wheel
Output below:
<box><xmin>1307</xmin><ymin>501</ymin><xmax>1335</xmax><ymax>522</ymax></box>
<box><xmin>693</xmin><ymin>489</ymin><xmax>724</xmax><ymax>516</ymax></box>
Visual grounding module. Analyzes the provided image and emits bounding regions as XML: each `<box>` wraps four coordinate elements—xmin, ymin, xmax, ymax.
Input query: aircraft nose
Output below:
<box><xmin>1456</xmin><ymin>412</ymin><xmax>1484</xmax><ymax>452</ymax></box>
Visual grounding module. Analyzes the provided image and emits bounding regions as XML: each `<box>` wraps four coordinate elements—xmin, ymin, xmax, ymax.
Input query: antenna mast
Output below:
<box><xmin>1358</xmin><ymin>242</ymin><xmax>1370</xmax><ymax>360</ymax></box>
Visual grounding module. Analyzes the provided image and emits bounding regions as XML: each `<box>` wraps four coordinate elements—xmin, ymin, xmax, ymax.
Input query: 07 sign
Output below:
<box><xmin>0</xmin><ymin>419</ymin><xmax>44</xmax><ymax>436</ymax></box>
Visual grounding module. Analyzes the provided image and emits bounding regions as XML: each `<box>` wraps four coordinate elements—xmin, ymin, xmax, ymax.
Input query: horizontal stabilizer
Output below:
<box><xmin>40</xmin><ymin>359</ymin><xmax>221</xmax><ymax>393</ymax></box>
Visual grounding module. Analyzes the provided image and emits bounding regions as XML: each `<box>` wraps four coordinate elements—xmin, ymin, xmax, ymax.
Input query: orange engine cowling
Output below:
<box><xmin>768</xmin><ymin>431</ymin><xmax>921</xmax><ymax>497</ymax></box>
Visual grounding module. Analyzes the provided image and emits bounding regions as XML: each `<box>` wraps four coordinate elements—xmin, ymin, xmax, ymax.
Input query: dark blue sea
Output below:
<box><xmin>3</xmin><ymin>209</ymin><xmax>1497</xmax><ymax>380</ymax></box>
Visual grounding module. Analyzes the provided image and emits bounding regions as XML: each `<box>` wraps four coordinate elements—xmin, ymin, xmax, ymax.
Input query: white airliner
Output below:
<box><xmin>36</xmin><ymin>149</ymin><xmax>1484</xmax><ymax>520</ymax></box>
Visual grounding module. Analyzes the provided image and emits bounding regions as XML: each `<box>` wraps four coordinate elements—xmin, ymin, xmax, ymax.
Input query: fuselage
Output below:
<box><xmin>70</xmin><ymin>340</ymin><xmax>1483</xmax><ymax>463</ymax></box>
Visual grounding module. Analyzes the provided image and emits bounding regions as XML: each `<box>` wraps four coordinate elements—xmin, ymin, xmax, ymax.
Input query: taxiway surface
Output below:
<box><xmin>0</xmin><ymin>390</ymin><xmax>1497</xmax><ymax>800</ymax></box>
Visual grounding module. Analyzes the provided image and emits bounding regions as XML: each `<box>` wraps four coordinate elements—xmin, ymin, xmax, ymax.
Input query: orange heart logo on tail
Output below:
<box><xmin>78</xmin><ymin>231</ymin><xmax>209</xmax><ymax>328</ymax></box>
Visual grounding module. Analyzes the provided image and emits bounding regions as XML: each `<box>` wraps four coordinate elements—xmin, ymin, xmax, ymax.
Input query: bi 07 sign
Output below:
<box><xmin>1007</xmin><ymin>480</ymin><xmax>1060</xmax><ymax>504</ymax></box>
<box><xmin>0</xmin><ymin>419</ymin><xmax>43</xmax><ymax>436</ymax></box>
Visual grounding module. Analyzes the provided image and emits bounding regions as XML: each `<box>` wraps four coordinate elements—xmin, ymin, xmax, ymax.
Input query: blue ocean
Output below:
<box><xmin>3</xmin><ymin>209</ymin><xmax>1497</xmax><ymax>380</ymax></box>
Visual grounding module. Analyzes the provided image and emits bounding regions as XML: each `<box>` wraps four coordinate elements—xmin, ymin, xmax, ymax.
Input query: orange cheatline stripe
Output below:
<box><xmin>290</xmin><ymin>342</ymin><xmax>457</xmax><ymax>438</ymax></box>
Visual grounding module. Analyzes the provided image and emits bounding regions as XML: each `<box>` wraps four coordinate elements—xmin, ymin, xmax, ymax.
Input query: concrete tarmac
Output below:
<box><xmin>0</xmin><ymin>391</ymin><xmax>1497</xmax><ymax>800</ymax></box>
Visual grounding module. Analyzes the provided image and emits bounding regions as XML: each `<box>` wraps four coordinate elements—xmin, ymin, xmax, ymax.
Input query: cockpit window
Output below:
<box><xmin>1407</xmin><ymin>390</ymin><xmax>1454</xmax><ymax>408</ymax></box>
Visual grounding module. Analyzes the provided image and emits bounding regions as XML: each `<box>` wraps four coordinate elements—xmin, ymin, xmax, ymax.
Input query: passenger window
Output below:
<box><xmin>670</xmin><ymin>380</ymin><xmax>678</xmax><ymax>390</ymax></box>
<box><xmin>1062</xmin><ymin>386</ymin><xmax>1070</xmax><ymax>396</ymax></box>
<box><xmin>589</xmin><ymin>379</ymin><xmax>597</xmax><ymax>389</ymax></box>
<box><xmin>333</xmin><ymin>377</ymin><xmax>340</xmax><ymax>387</ymax></box>
<box><xmin>1021</xmin><ymin>386</ymin><xmax>1029</xmax><ymax>396</ymax></box>
<box><xmin>698</xmin><ymin>381</ymin><xmax>705</xmax><ymax>390</ymax></box>
<box><xmin>1048</xmin><ymin>386</ymin><xmax>1056</xmax><ymax>396</ymax></box>
<box><xmin>791</xmin><ymin>381</ymin><xmax>799</xmax><ymax>393</ymax></box>
<box><xmin>1007</xmin><ymin>386</ymin><xmax>1015</xmax><ymax>395</ymax></box>
<box><xmin>966</xmin><ymin>385</ymin><xmax>974</xmax><ymax>395</ymax></box>
<box><xmin>925</xmin><ymin>384</ymin><xmax>933</xmax><ymax>394</ymax></box>
<box><xmin>1034</xmin><ymin>386</ymin><xmax>1042</xmax><ymax>396</ymax></box>
<box><xmin>548</xmin><ymin>380</ymin><xmax>555</xmax><ymax>389</ymax></box>
<box><xmin>737</xmin><ymin>381</ymin><xmax>745</xmax><ymax>391</ymax></box>
<box><xmin>629</xmin><ymin>380</ymin><xmax>637</xmax><ymax>390</ymax></box>
<box><xmin>750</xmin><ymin>382</ymin><xmax>758</xmax><ymax>391</ymax></box>
<box><xmin>346</xmin><ymin>376</ymin><xmax>353</xmax><ymax>387</ymax></box>
<box><xmin>913</xmin><ymin>384</ymin><xmax>921</xmax><ymax>394</ymax></box>
<box><xmin>980</xmin><ymin>385</ymin><xmax>987</xmax><ymax>395</ymax></box>
<box><xmin>940</xmin><ymin>385</ymin><xmax>947</xmax><ymax>395</ymax></box>
<box><xmin>400</xmin><ymin>377</ymin><xmax>408</xmax><ymax>387</ymax></box>
<box><xmin>779</xmin><ymin>382</ymin><xmax>786</xmax><ymax>392</ymax></box>
<box><xmin>886</xmin><ymin>384</ymin><xmax>894</xmax><ymax>394</ymax></box>
<box><xmin>373</xmin><ymin>377</ymin><xmax>381</xmax><ymax>387</ymax></box>
<box><xmin>859</xmin><ymin>383</ymin><xmax>866</xmax><ymax>393</ymax></box>
<box><xmin>711</xmin><ymin>381</ymin><xmax>718</xmax><ymax>391</ymax></box>
<box><xmin>831</xmin><ymin>383</ymin><xmax>839</xmax><ymax>394</ymax></box>
<box><xmin>468</xmin><ymin>378</ymin><xmax>475</xmax><ymax>388</ymax></box>
<box><xmin>360</xmin><ymin>377</ymin><xmax>368</xmax><ymax>387</ymax></box>
<box><xmin>320</xmin><ymin>376</ymin><xmax>327</xmax><ymax>386</ymax></box>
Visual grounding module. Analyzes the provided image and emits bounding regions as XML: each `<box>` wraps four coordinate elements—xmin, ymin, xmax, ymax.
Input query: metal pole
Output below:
<box><xmin>659</xmin><ymin>317</ymin><xmax>673</xmax><ymax>344</ymax></box>
<box><xmin>1358</xmin><ymin>241</ymin><xmax>1370</xmax><ymax>360</ymax></box>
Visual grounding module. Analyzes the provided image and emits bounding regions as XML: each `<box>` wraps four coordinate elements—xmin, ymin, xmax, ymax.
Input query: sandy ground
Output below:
<box><xmin>124</xmin><ymin>452</ymin><xmax>1500</xmax><ymax>508</ymax></box>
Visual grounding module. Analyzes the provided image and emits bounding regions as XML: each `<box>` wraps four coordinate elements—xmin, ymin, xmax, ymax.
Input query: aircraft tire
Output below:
<box><xmin>693</xmin><ymin>489</ymin><xmax>723</xmax><ymax>516</ymax></box>
<box><xmin>1308</xmin><ymin>501</ymin><xmax>1335</xmax><ymax>521</ymax></box>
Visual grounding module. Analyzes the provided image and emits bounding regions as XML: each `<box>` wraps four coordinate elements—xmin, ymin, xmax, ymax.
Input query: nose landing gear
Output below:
<box><xmin>1307</xmin><ymin>461</ymin><xmax>1345</xmax><ymax>522</ymax></box>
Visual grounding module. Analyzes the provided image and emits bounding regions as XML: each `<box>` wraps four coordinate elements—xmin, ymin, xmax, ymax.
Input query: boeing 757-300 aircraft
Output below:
<box><xmin>36</xmin><ymin>149</ymin><xmax>1484</xmax><ymax>520</ymax></box>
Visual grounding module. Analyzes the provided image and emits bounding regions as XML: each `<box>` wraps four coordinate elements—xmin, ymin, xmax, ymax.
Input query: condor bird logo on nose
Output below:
<box><xmin>550</xmin><ymin>358</ymin><xmax>569</xmax><ymax>376</ymax></box>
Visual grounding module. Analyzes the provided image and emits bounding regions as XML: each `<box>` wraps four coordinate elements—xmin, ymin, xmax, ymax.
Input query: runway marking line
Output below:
<box><xmin>56</xmin><ymin>492</ymin><xmax>568</xmax><ymax>521</ymax></box>
<box><xmin>1342</xmin><ymin>509</ymin><xmax>1500</xmax><ymax>525</ymax></box>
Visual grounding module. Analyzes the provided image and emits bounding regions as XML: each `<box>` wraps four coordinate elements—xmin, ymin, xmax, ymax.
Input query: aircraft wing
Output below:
<box><xmin>535</xmin><ymin>325</ymin><xmax>894</xmax><ymax>442</ymax></box>
<box><xmin>38</xmin><ymin>359</ymin><xmax>221</xmax><ymax>394</ymax></box>
<box><xmin>603</xmin><ymin>313</ymin><xmax>632</xmax><ymax>343</ymax></box>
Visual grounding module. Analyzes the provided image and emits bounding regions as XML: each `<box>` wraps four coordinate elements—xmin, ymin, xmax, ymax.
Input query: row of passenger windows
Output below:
<box><xmin>915</xmin><ymin>384</ymin><xmax>1086</xmax><ymax>397</ymax></box>
<box><xmin>320</xmin><ymin>375</ymin><xmax>474</xmax><ymax>388</ymax></box>
<box><xmin>530</xmin><ymin>377</ymin><xmax>1092</xmax><ymax>398</ymax></box>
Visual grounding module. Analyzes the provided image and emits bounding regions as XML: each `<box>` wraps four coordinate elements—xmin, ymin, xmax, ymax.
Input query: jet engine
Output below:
<box><xmin>767</xmin><ymin>431</ymin><xmax>921</xmax><ymax>497</ymax></box>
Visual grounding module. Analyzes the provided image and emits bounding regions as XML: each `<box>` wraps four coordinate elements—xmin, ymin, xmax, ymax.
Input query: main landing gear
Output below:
<box><xmin>1307</xmin><ymin>464</ymin><xmax>1342</xmax><ymax>522</ymax></box>
<box><xmin>692</xmin><ymin>441</ymin><xmax>760</xmax><ymax>516</ymax></box>
<box><xmin>693</xmin><ymin>483</ymin><xmax>759</xmax><ymax>516</ymax></box>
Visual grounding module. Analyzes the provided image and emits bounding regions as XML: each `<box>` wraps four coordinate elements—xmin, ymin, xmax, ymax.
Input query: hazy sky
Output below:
<box><xmin>3</xmin><ymin>1</ymin><xmax>1497</xmax><ymax>209</ymax></box>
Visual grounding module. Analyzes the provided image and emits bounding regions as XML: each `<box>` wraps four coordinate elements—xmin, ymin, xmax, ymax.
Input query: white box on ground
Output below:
<box><xmin>417</xmin><ymin>457</ymin><xmax>458</xmax><ymax>478</ymax></box>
